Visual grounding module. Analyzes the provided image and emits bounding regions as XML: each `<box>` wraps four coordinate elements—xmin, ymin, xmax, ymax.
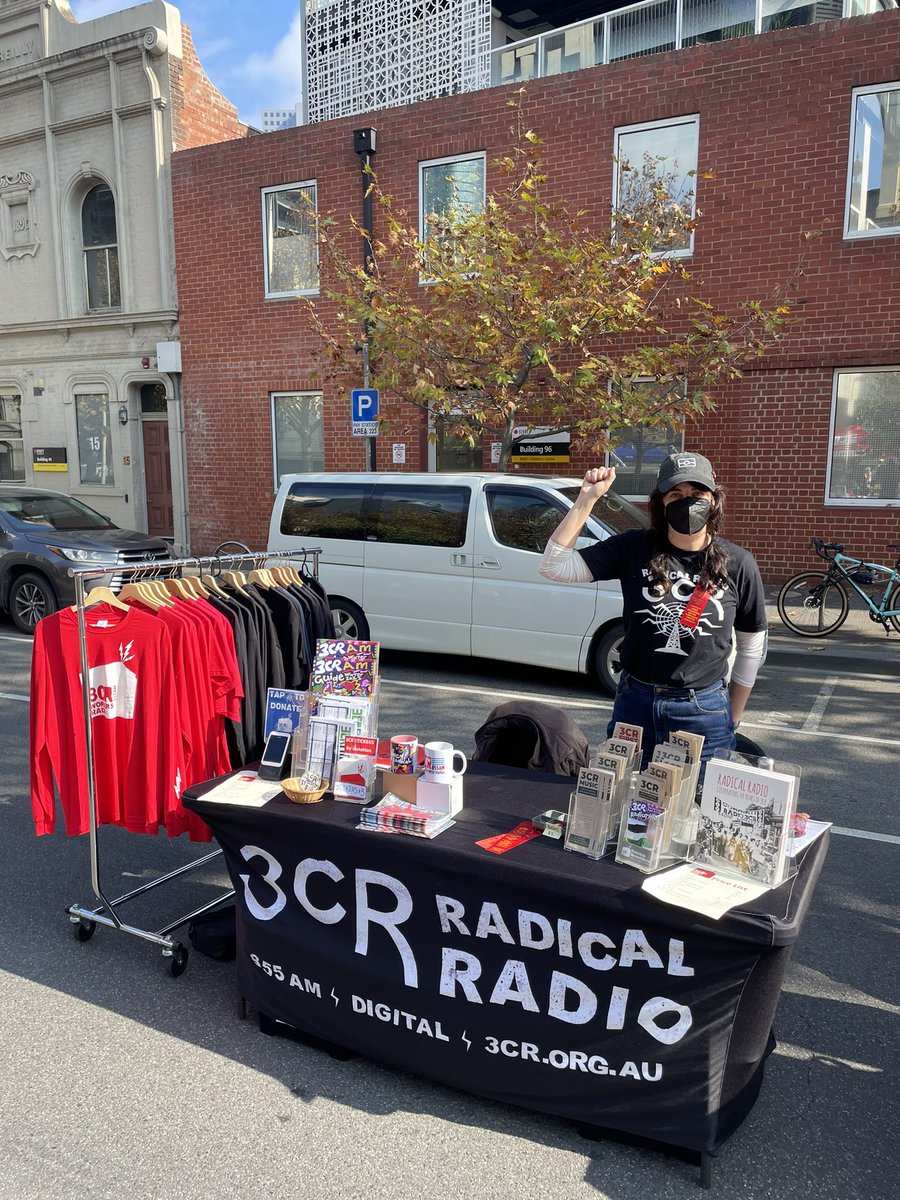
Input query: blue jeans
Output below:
<box><xmin>607</xmin><ymin>671</ymin><xmax>736</xmax><ymax>780</ymax></box>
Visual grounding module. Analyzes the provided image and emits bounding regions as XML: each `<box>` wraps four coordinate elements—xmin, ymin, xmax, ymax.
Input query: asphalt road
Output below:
<box><xmin>0</xmin><ymin>623</ymin><xmax>897</xmax><ymax>1200</ymax></box>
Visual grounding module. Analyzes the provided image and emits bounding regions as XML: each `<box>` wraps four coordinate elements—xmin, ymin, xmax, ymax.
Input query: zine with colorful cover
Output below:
<box><xmin>309</xmin><ymin>639</ymin><xmax>379</xmax><ymax>697</ymax></box>
<box><xmin>695</xmin><ymin>758</ymin><xmax>797</xmax><ymax>888</ymax></box>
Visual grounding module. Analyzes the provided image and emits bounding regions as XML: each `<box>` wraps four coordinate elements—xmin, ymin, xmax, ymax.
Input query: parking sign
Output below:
<box><xmin>351</xmin><ymin>389</ymin><xmax>380</xmax><ymax>422</ymax></box>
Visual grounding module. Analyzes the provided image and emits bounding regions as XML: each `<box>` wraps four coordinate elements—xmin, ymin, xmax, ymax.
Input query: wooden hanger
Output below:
<box><xmin>200</xmin><ymin>573</ymin><xmax>229</xmax><ymax>597</ymax></box>
<box><xmin>248</xmin><ymin>568</ymin><xmax>281</xmax><ymax>588</ymax></box>
<box><xmin>73</xmin><ymin>587</ymin><xmax>130</xmax><ymax>612</ymax></box>
<box><xmin>162</xmin><ymin>577</ymin><xmax>197</xmax><ymax>601</ymax></box>
<box><xmin>275</xmin><ymin>564</ymin><xmax>304</xmax><ymax>587</ymax></box>
<box><xmin>180</xmin><ymin>574</ymin><xmax>209</xmax><ymax>598</ymax></box>
<box><xmin>119</xmin><ymin>581</ymin><xmax>172</xmax><ymax>610</ymax></box>
<box><xmin>221</xmin><ymin>569</ymin><xmax>248</xmax><ymax>594</ymax></box>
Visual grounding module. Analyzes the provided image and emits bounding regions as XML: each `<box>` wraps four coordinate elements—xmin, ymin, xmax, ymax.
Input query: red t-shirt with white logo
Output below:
<box><xmin>30</xmin><ymin>604</ymin><xmax>187</xmax><ymax>836</ymax></box>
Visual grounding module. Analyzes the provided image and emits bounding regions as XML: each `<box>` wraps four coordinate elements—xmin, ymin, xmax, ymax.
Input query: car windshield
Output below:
<box><xmin>0</xmin><ymin>492</ymin><xmax>114</xmax><ymax>531</ymax></box>
<box><xmin>558</xmin><ymin>487</ymin><xmax>648</xmax><ymax>537</ymax></box>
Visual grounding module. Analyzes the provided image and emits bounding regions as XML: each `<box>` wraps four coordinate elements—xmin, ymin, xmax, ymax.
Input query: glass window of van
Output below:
<box><xmin>488</xmin><ymin>491</ymin><xmax>568</xmax><ymax>553</ymax></box>
<box><xmin>280</xmin><ymin>482</ymin><xmax>370</xmax><ymax>540</ymax></box>
<box><xmin>371</xmin><ymin>484</ymin><xmax>469</xmax><ymax>547</ymax></box>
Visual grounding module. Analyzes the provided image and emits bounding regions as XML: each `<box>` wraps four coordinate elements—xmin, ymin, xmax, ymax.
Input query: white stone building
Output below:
<box><xmin>0</xmin><ymin>0</ymin><xmax>246</xmax><ymax>548</ymax></box>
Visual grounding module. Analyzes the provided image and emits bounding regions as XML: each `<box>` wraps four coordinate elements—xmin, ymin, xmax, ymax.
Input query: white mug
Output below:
<box><xmin>423</xmin><ymin>741</ymin><xmax>467</xmax><ymax>781</ymax></box>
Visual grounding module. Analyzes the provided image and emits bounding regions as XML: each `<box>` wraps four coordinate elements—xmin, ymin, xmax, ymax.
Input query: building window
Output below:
<box><xmin>271</xmin><ymin>392</ymin><xmax>324</xmax><ymax>486</ymax></box>
<box><xmin>419</xmin><ymin>152</ymin><xmax>486</xmax><ymax>279</ymax></box>
<box><xmin>262</xmin><ymin>181</ymin><xmax>318</xmax><ymax>298</ymax></box>
<box><xmin>82</xmin><ymin>186</ymin><xmax>120</xmax><ymax>309</ymax></box>
<box><xmin>828</xmin><ymin>369</ymin><xmax>900</xmax><ymax>504</ymax></box>
<box><xmin>75</xmin><ymin>394</ymin><xmax>114</xmax><ymax>486</ymax></box>
<box><xmin>0</xmin><ymin>393</ymin><xmax>25</xmax><ymax>482</ymax></box>
<box><xmin>606</xmin><ymin>422</ymin><xmax>684</xmax><ymax>500</ymax></box>
<box><xmin>613</xmin><ymin>116</ymin><xmax>699</xmax><ymax>255</ymax></box>
<box><xmin>846</xmin><ymin>84</ymin><xmax>900</xmax><ymax>238</ymax></box>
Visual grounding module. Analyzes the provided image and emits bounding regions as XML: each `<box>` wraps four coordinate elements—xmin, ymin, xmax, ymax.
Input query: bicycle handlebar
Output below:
<box><xmin>811</xmin><ymin>537</ymin><xmax>843</xmax><ymax>560</ymax></box>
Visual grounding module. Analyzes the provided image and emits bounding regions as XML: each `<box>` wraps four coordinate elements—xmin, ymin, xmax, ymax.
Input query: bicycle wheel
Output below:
<box><xmin>777</xmin><ymin>571</ymin><xmax>849</xmax><ymax>637</ymax></box>
<box><xmin>887</xmin><ymin>582</ymin><xmax>900</xmax><ymax>635</ymax></box>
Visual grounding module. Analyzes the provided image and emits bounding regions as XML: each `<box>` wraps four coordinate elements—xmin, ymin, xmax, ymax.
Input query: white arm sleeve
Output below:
<box><xmin>538</xmin><ymin>538</ymin><xmax>594</xmax><ymax>583</ymax></box>
<box><xmin>731</xmin><ymin>629</ymin><xmax>767</xmax><ymax>688</ymax></box>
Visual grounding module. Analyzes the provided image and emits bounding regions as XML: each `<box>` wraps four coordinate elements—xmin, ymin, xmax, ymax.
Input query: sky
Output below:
<box><xmin>69</xmin><ymin>0</ymin><xmax>303</xmax><ymax>128</ymax></box>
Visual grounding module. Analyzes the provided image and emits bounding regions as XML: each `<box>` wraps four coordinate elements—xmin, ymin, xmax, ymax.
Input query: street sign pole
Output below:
<box><xmin>361</xmin><ymin>341</ymin><xmax>376</xmax><ymax>471</ymax></box>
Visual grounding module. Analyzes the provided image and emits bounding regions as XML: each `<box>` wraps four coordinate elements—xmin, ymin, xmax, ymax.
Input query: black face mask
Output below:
<box><xmin>666</xmin><ymin>495</ymin><xmax>712</xmax><ymax>536</ymax></box>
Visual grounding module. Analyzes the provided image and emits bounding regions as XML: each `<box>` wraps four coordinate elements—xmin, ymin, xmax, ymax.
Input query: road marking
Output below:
<box><xmin>0</xmin><ymin>635</ymin><xmax>32</xmax><ymax>644</ymax></box>
<box><xmin>831</xmin><ymin>826</ymin><xmax>900</xmax><ymax>845</ymax></box>
<box><xmin>0</xmin><ymin>691</ymin><xmax>28</xmax><ymax>702</ymax></box>
<box><xmin>801</xmin><ymin>677</ymin><xmax>837</xmax><ymax>732</ymax></box>
<box><xmin>381</xmin><ymin>676</ymin><xmax>612</xmax><ymax>712</ymax></box>
<box><xmin>741</xmin><ymin>718</ymin><xmax>900</xmax><ymax>749</ymax></box>
<box><xmin>379</xmin><ymin>676</ymin><xmax>900</xmax><ymax>739</ymax></box>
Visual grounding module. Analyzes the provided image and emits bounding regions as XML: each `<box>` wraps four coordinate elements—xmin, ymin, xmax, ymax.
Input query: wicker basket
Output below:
<box><xmin>281</xmin><ymin>777</ymin><xmax>330</xmax><ymax>804</ymax></box>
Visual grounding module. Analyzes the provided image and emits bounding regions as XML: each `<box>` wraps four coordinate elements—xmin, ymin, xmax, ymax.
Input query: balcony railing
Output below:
<box><xmin>490</xmin><ymin>0</ymin><xmax>893</xmax><ymax>87</ymax></box>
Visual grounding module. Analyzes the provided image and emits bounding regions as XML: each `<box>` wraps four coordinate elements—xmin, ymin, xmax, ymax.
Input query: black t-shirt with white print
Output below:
<box><xmin>579</xmin><ymin>529</ymin><xmax>767</xmax><ymax>689</ymax></box>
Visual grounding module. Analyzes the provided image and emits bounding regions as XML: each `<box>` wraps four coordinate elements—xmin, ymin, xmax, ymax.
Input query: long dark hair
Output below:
<box><xmin>645</xmin><ymin>487</ymin><xmax>730</xmax><ymax>596</ymax></box>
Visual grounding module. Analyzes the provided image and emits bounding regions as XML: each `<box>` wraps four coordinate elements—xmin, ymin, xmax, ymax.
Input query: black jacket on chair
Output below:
<box><xmin>472</xmin><ymin>700</ymin><xmax>590</xmax><ymax>778</ymax></box>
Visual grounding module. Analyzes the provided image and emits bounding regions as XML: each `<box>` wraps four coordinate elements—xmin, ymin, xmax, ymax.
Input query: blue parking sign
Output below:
<box><xmin>351</xmin><ymin>389</ymin><xmax>380</xmax><ymax>422</ymax></box>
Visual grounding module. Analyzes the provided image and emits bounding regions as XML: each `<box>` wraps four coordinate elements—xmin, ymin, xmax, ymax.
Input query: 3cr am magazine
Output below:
<box><xmin>694</xmin><ymin>759</ymin><xmax>796</xmax><ymax>888</ymax></box>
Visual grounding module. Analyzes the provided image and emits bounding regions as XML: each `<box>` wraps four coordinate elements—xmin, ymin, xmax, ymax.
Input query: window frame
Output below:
<box><xmin>81</xmin><ymin>184</ymin><xmax>121</xmax><ymax>311</ymax></box>
<box><xmin>418</xmin><ymin>150</ymin><xmax>487</xmax><ymax>284</ymax></box>
<box><xmin>612</xmin><ymin>114</ymin><xmax>700</xmax><ymax>259</ymax></box>
<box><xmin>603</xmin><ymin>379</ymin><xmax>687</xmax><ymax>501</ymax></box>
<box><xmin>74</xmin><ymin>392</ymin><xmax>115</xmax><ymax>488</ymax></box>
<box><xmin>270</xmin><ymin>391</ymin><xmax>325</xmax><ymax>490</ymax></box>
<box><xmin>844</xmin><ymin>82</ymin><xmax>900</xmax><ymax>241</ymax></box>
<box><xmin>825</xmin><ymin>366</ymin><xmax>900</xmax><ymax>507</ymax></box>
<box><xmin>261</xmin><ymin>179</ymin><xmax>319</xmax><ymax>299</ymax></box>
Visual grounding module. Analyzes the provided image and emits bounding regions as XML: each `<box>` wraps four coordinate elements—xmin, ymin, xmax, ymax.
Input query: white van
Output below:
<box><xmin>267</xmin><ymin>472</ymin><xmax>649</xmax><ymax>693</ymax></box>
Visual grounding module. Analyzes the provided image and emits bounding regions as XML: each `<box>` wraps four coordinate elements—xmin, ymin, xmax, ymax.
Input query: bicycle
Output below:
<box><xmin>776</xmin><ymin>537</ymin><xmax>900</xmax><ymax>637</ymax></box>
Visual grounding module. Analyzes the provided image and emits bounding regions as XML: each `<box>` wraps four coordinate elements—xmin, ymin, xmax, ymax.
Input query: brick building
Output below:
<box><xmin>0</xmin><ymin>0</ymin><xmax>248</xmax><ymax>550</ymax></box>
<box><xmin>171</xmin><ymin>9</ymin><xmax>900</xmax><ymax>579</ymax></box>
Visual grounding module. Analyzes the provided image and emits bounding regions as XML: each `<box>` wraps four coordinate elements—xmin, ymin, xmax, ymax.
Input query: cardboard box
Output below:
<box><xmin>378</xmin><ymin>769</ymin><xmax>422</xmax><ymax>805</ymax></box>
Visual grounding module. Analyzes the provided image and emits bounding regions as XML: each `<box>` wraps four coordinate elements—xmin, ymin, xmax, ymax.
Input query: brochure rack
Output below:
<box><xmin>64</xmin><ymin>544</ymin><xmax>321</xmax><ymax>975</ymax></box>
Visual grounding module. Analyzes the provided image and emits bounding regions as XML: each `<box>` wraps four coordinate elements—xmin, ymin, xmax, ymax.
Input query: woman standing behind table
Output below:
<box><xmin>539</xmin><ymin>452</ymin><xmax>768</xmax><ymax>769</ymax></box>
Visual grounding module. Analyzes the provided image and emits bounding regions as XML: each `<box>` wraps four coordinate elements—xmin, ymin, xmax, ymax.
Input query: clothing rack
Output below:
<box><xmin>64</xmin><ymin>545</ymin><xmax>321</xmax><ymax>976</ymax></box>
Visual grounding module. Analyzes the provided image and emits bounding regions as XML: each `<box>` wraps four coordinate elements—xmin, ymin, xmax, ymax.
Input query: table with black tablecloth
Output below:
<box><xmin>184</xmin><ymin>762</ymin><xmax>827</xmax><ymax>1157</ymax></box>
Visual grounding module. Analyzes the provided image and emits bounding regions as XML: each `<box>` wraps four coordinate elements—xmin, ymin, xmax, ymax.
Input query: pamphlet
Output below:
<box><xmin>200</xmin><ymin>772</ymin><xmax>282</xmax><ymax>808</ymax></box>
<box><xmin>565</xmin><ymin>767</ymin><xmax>617</xmax><ymax>860</ymax></box>
<box><xmin>641</xmin><ymin>863</ymin><xmax>771</xmax><ymax>920</ymax></box>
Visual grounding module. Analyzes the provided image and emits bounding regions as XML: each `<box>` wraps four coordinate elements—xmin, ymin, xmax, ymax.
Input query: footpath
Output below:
<box><xmin>763</xmin><ymin>587</ymin><xmax>900</xmax><ymax>678</ymax></box>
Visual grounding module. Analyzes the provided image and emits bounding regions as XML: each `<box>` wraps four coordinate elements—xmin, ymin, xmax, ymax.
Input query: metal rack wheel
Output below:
<box><xmin>212</xmin><ymin>540</ymin><xmax>252</xmax><ymax>556</ymax></box>
<box><xmin>71</xmin><ymin>916</ymin><xmax>96</xmax><ymax>942</ymax></box>
<box><xmin>165</xmin><ymin>943</ymin><xmax>189</xmax><ymax>977</ymax></box>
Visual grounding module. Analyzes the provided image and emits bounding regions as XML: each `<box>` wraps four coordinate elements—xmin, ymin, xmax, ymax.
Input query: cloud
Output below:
<box><xmin>229</xmin><ymin>9</ymin><xmax>302</xmax><ymax>112</ymax></box>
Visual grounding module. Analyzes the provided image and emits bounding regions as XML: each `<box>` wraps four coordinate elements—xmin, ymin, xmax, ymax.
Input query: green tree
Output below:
<box><xmin>306</xmin><ymin>97</ymin><xmax>792</xmax><ymax>470</ymax></box>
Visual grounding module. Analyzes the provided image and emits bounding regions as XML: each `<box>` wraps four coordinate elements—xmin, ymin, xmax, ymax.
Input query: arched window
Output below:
<box><xmin>81</xmin><ymin>185</ymin><xmax>120</xmax><ymax>309</ymax></box>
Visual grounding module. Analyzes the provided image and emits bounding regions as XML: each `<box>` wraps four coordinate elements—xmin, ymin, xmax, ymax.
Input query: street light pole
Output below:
<box><xmin>354</xmin><ymin>127</ymin><xmax>377</xmax><ymax>472</ymax></box>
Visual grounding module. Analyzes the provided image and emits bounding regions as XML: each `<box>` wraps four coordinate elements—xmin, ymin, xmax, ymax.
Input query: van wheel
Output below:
<box><xmin>10</xmin><ymin>572</ymin><xmax>57</xmax><ymax>633</ymax></box>
<box><xmin>593</xmin><ymin>624</ymin><xmax>624</xmax><ymax>696</ymax></box>
<box><xmin>330</xmin><ymin>598</ymin><xmax>369</xmax><ymax>641</ymax></box>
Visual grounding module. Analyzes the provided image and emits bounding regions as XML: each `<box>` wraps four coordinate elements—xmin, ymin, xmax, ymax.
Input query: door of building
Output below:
<box><xmin>141</xmin><ymin>419</ymin><xmax>173</xmax><ymax>537</ymax></box>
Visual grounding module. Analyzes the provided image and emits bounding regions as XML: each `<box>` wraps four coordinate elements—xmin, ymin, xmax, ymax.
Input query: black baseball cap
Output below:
<box><xmin>656</xmin><ymin>452</ymin><xmax>717</xmax><ymax>493</ymax></box>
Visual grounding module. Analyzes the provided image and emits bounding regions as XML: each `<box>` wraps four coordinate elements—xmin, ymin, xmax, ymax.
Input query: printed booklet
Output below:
<box><xmin>309</xmin><ymin>639</ymin><xmax>380</xmax><ymax>698</ymax></box>
<box><xmin>695</xmin><ymin>757</ymin><xmax>797</xmax><ymax>888</ymax></box>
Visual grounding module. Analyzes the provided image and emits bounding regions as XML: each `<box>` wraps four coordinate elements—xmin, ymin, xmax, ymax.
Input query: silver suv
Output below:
<box><xmin>0</xmin><ymin>485</ymin><xmax>174</xmax><ymax>633</ymax></box>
